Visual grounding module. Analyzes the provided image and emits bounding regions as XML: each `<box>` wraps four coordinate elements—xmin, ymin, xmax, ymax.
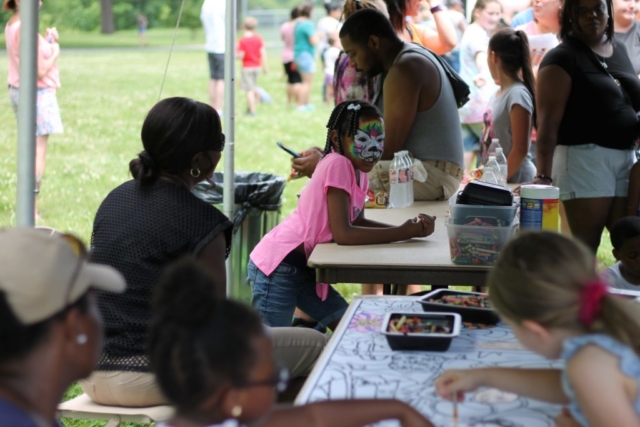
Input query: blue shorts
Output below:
<box><xmin>294</xmin><ymin>51</ymin><xmax>316</xmax><ymax>74</ymax></box>
<box><xmin>247</xmin><ymin>258</ymin><xmax>347</xmax><ymax>328</ymax></box>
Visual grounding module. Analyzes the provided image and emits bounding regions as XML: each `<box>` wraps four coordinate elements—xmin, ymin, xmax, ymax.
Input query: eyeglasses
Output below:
<box><xmin>219</xmin><ymin>133</ymin><xmax>226</xmax><ymax>152</ymax></box>
<box><xmin>237</xmin><ymin>366</ymin><xmax>290</xmax><ymax>393</ymax></box>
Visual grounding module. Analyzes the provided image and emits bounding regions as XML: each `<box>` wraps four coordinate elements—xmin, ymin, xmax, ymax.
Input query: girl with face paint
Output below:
<box><xmin>248</xmin><ymin>101</ymin><xmax>437</xmax><ymax>331</ymax></box>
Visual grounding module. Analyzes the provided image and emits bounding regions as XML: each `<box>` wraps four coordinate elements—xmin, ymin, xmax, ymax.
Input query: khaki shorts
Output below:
<box><xmin>241</xmin><ymin>67</ymin><xmax>260</xmax><ymax>91</ymax></box>
<box><xmin>79</xmin><ymin>326</ymin><xmax>327</xmax><ymax>407</ymax></box>
<box><xmin>369</xmin><ymin>159</ymin><xmax>463</xmax><ymax>201</ymax></box>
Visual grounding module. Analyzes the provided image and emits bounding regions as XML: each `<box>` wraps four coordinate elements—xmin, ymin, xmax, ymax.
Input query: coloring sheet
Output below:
<box><xmin>296</xmin><ymin>297</ymin><xmax>563</xmax><ymax>427</ymax></box>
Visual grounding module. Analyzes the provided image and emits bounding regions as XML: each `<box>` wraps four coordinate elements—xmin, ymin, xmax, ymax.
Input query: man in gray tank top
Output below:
<box><xmin>339</xmin><ymin>8</ymin><xmax>464</xmax><ymax>200</ymax></box>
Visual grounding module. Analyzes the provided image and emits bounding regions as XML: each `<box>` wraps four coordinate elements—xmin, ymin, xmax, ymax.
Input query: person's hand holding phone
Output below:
<box><xmin>291</xmin><ymin>147</ymin><xmax>323</xmax><ymax>178</ymax></box>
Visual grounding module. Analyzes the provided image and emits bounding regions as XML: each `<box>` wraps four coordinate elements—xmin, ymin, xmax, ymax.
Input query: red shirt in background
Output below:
<box><xmin>238</xmin><ymin>34</ymin><xmax>263</xmax><ymax>68</ymax></box>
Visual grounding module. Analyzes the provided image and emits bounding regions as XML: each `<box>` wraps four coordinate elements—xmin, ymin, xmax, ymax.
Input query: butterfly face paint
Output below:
<box><xmin>350</xmin><ymin>119</ymin><xmax>384</xmax><ymax>164</ymax></box>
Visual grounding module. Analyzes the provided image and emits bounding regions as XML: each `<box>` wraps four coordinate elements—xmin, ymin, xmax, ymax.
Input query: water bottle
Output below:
<box><xmin>494</xmin><ymin>147</ymin><xmax>508</xmax><ymax>186</ymax></box>
<box><xmin>482</xmin><ymin>167</ymin><xmax>499</xmax><ymax>185</ymax></box>
<box><xmin>389</xmin><ymin>152</ymin><xmax>410</xmax><ymax>208</ymax></box>
<box><xmin>486</xmin><ymin>138</ymin><xmax>502</xmax><ymax>164</ymax></box>
<box><xmin>484</xmin><ymin>156</ymin><xmax>501</xmax><ymax>185</ymax></box>
<box><xmin>400</xmin><ymin>151</ymin><xmax>414</xmax><ymax>206</ymax></box>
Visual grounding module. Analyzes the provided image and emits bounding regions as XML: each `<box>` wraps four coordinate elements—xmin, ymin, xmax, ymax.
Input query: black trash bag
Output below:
<box><xmin>193</xmin><ymin>172</ymin><xmax>286</xmax><ymax>235</ymax></box>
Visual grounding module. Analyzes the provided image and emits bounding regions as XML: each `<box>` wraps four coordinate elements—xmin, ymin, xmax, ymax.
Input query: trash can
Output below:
<box><xmin>193</xmin><ymin>172</ymin><xmax>286</xmax><ymax>303</ymax></box>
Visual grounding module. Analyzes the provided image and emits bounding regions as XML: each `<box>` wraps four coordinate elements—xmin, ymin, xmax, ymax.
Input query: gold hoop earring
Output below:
<box><xmin>190</xmin><ymin>168</ymin><xmax>201</xmax><ymax>178</ymax></box>
<box><xmin>231</xmin><ymin>405</ymin><xmax>243</xmax><ymax>417</ymax></box>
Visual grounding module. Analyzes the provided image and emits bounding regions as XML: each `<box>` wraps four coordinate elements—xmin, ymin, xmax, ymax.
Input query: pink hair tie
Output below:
<box><xmin>578</xmin><ymin>281</ymin><xmax>609</xmax><ymax>326</ymax></box>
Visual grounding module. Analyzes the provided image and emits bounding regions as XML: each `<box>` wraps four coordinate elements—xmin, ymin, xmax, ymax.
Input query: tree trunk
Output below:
<box><xmin>100</xmin><ymin>0</ymin><xmax>115</xmax><ymax>34</ymax></box>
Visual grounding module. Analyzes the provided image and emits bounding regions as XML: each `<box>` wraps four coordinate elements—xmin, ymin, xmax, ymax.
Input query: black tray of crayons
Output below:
<box><xmin>417</xmin><ymin>289</ymin><xmax>500</xmax><ymax>325</ymax></box>
<box><xmin>382</xmin><ymin>312</ymin><xmax>461</xmax><ymax>351</ymax></box>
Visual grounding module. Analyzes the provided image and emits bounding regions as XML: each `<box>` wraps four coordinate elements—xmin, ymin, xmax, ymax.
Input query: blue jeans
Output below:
<box><xmin>247</xmin><ymin>259</ymin><xmax>347</xmax><ymax>328</ymax></box>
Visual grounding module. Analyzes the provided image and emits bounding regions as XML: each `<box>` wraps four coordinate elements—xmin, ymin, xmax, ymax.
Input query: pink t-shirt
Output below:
<box><xmin>5</xmin><ymin>20</ymin><xmax>61</xmax><ymax>89</ymax></box>
<box><xmin>250</xmin><ymin>153</ymin><xmax>368</xmax><ymax>276</ymax></box>
<box><xmin>280</xmin><ymin>21</ymin><xmax>295</xmax><ymax>64</ymax></box>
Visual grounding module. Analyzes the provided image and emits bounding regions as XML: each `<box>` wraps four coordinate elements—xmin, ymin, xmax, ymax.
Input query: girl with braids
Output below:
<box><xmin>150</xmin><ymin>259</ymin><xmax>434</xmax><ymax>427</ymax></box>
<box><xmin>480</xmin><ymin>28</ymin><xmax>537</xmax><ymax>182</ymax></box>
<box><xmin>435</xmin><ymin>232</ymin><xmax>640</xmax><ymax>426</ymax></box>
<box><xmin>248</xmin><ymin>100</ymin><xmax>436</xmax><ymax>330</ymax></box>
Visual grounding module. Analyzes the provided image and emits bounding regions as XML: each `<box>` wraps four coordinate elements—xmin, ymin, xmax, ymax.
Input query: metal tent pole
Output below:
<box><xmin>16</xmin><ymin>0</ymin><xmax>38</xmax><ymax>227</ymax></box>
<box><xmin>223</xmin><ymin>0</ymin><xmax>236</xmax><ymax>297</ymax></box>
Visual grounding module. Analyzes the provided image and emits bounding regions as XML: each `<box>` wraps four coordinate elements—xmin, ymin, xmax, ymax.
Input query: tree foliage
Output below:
<box><xmin>0</xmin><ymin>0</ymin><xmax>309</xmax><ymax>33</ymax></box>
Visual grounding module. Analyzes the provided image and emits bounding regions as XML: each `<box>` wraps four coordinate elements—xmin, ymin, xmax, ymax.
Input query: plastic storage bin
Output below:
<box><xmin>446</xmin><ymin>217</ymin><xmax>518</xmax><ymax>265</ymax></box>
<box><xmin>449</xmin><ymin>194</ymin><xmax>518</xmax><ymax>226</ymax></box>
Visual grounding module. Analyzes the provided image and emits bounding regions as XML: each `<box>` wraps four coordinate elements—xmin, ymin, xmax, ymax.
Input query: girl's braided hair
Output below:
<box><xmin>149</xmin><ymin>258</ymin><xmax>264</xmax><ymax>411</ymax></box>
<box><xmin>323</xmin><ymin>100</ymin><xmax>382</xmax><ymax>156</ymax></box>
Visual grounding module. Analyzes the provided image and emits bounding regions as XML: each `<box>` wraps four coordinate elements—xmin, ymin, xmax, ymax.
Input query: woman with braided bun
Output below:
<box><xmin>248</xmin><ymin>100</ymin><xmax>436</xmax><ymax>330</ymax></box>
<box><xmin>83</xmin><ymin>97</ymin><xmax>327</xmax><ymax>407</ymax></box>
<box><xmin>436</xmin><ymin>232</ymin><xmax>640</xmax><ymax>426</ymax></box>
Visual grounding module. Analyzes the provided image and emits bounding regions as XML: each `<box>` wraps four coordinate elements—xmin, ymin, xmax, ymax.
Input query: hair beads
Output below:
<box><xmin>323</xmin><ymin>101</ymin><xmax>365</xmax><ymax>156</ymax></box>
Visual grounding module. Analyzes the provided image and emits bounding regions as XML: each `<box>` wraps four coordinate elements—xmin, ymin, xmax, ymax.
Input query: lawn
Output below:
<box><xmin>0</xmin><ymin>42</ymin><xmax>616</xmax><ymax>427</ymax></box>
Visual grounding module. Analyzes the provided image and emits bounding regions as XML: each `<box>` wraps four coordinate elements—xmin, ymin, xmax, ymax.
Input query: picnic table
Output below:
<box><xmin>296</xmin><ymin>296</ymin><xmax>563</xmax><ymax>427</ymax></box>
<box><xmin>307</xmin><ymin>201</ymin><xmax>493</xmax><ymax>289</ymax></box>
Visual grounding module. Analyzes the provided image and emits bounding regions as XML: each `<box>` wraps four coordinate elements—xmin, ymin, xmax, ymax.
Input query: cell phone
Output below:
<box><xmin>276</xmin><ymin>141</ymin><xmax>300</xmax><ymax>158</ymax></box>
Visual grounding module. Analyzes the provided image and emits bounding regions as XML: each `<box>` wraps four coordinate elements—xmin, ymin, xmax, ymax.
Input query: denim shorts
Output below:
<box><xmin>247</xmin><ymin>258</ymin><xmax>347</xmax><ymax>328</ymax></box>
<box><xmin>294</xmin><ymin>51</ymin><xmax>316</xmax><ymax>74</ymax></box>
<box><xmin>552</xmin><ymin>144</ymin><xmax>635</xmax><ymax>200</ymax></box>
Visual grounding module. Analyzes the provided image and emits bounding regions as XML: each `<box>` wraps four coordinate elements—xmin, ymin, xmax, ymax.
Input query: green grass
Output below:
<box><xmin>0</xmin><ymin>27</ymin><xmax>204</xmax><ymax>49</ymax></box>
<box><xmin>0</xmin><ymin>37</ymin><xmax>617</xmax><ymax>427</ymax></box>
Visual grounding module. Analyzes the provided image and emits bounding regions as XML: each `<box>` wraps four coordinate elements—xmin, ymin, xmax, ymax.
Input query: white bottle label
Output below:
<box><xmin>389</xmin><ymin>168</ymin><xmax>398</xmax><ymax>184</ymax></box>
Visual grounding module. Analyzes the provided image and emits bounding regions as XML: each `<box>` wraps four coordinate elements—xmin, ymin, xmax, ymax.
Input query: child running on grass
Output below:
<box><xmin>237</xmin><ymin>16</ymin><xmax>267</xmax><ymax>116</ymax></box>
<box><xmin>248</xmin><ymin>101</ymin><xmax>437</xmax><ymax>331</ymax></box>
<box><xmin>436</xmin><ymin>232</ymin><xmax>640</xmax><ymax>427</ymax></box>
<box><xmin>151</xmin><ymin>259</ymin><xmax>435</xmax><ymax>427</ymax></box>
